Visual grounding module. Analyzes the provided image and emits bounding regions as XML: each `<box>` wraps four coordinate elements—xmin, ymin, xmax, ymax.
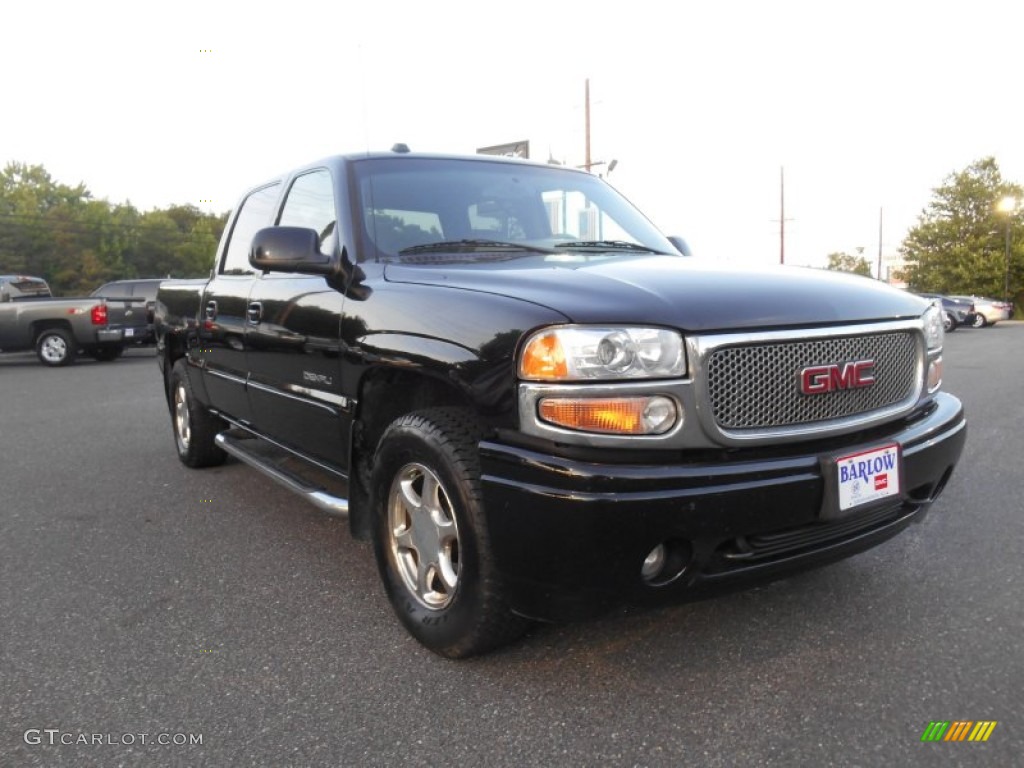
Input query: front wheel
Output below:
<box><xmin>943</xmin><ymin>312</ymin><xmax>957</xmax><ymax>332</ymax></box>
<box><xmin>370</xmin><ymin>408</ymin><xmax>528</xmax><ymax>658</ymax></box>
<box><xmin>169</xmin><ymin>359</ymin><xmax>226</xmax><ymax>468</ymax></box>
<box><xmin>971</xmin><ymin>313</ymin><xmax>987</xmax><ymax>328</ymax></box>
<box><xmin>36</xmin><ymin>328</ymin><xmax>77</xmax><ymax>366</ymax></box>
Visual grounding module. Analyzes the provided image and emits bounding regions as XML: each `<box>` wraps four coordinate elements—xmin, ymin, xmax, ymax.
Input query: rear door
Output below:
<box><xmin>195</xmin><ymin>182</ymin><xmax>281</xmax><ymax>425</ymax></box>
<box><xmin>245</xmin><ymin>168</ymin><xmax>348</xmax><ymax>466</ymax></box>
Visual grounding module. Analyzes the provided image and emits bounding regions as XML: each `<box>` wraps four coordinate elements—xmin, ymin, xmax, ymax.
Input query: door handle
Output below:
<box><xmin>247</xmin><ymin>301</ymin><xmax>263</xmax><ymax>324</ymax></box>
<box><xmin>205</xmin><ymin>300</ymin><xmax>217</xmax><ymax>320</ymax></box>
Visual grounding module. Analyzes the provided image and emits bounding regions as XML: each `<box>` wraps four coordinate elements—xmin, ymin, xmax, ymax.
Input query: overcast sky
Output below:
<box><xmin>3</xmin><ymin>0</ymin><xmax>1022</xmax><ymax>270</ymax></box>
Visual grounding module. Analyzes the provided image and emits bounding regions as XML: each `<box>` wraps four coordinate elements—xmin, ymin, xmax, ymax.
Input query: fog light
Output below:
<box><xmin>640</xmin><ymin>539</ymin><xmax>692</xmax><ymax>586</ymax></box>
<box><xmin>641</xmin><ymin>544</ymin><xmax>667</xmax><ymax>581</ymax></box>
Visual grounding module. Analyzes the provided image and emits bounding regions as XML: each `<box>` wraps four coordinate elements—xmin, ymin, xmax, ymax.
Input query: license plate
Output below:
<box><xmin>125</xmin><ymin>328</ymin><xmax>134</xmax><ymax>337</ymax></box>
<box><xmin>836</xmin><ymin>443</ymin><xmax>900</xmax><ymax>511</ymax></box>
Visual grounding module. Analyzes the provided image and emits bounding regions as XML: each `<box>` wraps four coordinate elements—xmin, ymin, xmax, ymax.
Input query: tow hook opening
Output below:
<box><xmin>641</xmin><ymin>539</ymin><xmax>692</xmax><ymax>587</ymax></box>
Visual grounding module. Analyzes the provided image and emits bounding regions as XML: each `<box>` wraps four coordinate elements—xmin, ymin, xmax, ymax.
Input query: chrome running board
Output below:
<box><xmin>215</xmin><ymin>431</ymin><xmax>349</xmax><ymax>516</ymax></box>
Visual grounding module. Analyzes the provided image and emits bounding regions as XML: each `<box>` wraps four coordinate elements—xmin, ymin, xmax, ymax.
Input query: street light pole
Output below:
<box><xmin>1005</xmin><ymin>215</ymin><xmax>1011</xmax><ymax>305</ymax></box>
<box><xmin>997</xmin><ymin>196</ymin><xmax>1016</xmax><ymax>305</ymax></box>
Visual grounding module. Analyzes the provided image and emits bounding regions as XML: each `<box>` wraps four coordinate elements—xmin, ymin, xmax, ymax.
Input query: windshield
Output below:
<box><xmin>353</xmin><ymin>157</ymin><xmax>676</xmax><ymax>263</ymax></box>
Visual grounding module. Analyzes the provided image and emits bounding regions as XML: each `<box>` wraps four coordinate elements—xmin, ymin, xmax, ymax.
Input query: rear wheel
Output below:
<box><xmin>36</xmin><ymin>328</ymin><xmax>77</xmax><ymax>366</ymax></box>
<box><xmin>169</xmin><ymin>359</ymin><xmax>226</xmax><ymax>468</ymax></box>
<box><xmin>943</xmin><ymin>312</ymin><xmax>957</xmax><ymax>332</ymax></box>
<box><xmin>371</xmin><ymin>408</ymin><xmax>528</xmax><ymax>658</ymax></box>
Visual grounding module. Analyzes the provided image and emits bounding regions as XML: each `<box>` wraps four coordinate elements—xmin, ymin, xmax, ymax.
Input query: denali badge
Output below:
<box><xmin>800</xmin><ymin>360</ymin><xmax>876</xmax><ymax>395</ymax></box>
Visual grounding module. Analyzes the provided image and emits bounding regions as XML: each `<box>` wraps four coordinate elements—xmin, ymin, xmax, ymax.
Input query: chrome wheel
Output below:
<box><xmin>387</xmin><ymin>462</ymin><xmax>461</xmax><ymax>610</ymax></box>
<box><xmin>39</xmin><ymin>334</ymin><xmax>68</xmax><ymax>363</ymax></box>
<box><xmin>173</xmin><ymin>382</ymin><xmax>191</xmax><ymax>454</ymax></box>
<box><xmin>168</xmin><ymin>359</ymin><xmax>226</xmax><ymax>468</ymax></box>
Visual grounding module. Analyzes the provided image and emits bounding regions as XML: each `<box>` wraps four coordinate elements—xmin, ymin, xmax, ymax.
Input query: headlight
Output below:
<box><xmin>923</xmin><ymin>302</ymin><xmax>944</xmax><ymax>351</ymax></box>
<box><xmin>519</xmin><ymin>326</ymin><xmax>686</xmax><ymax>381</ymax></box>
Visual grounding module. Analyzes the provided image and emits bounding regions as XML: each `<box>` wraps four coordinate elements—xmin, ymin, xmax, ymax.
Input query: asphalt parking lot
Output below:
<box><xmin>1</xmin><ymin>324</ymin><xmax>1021</xmax><ymax>767</ymax></box>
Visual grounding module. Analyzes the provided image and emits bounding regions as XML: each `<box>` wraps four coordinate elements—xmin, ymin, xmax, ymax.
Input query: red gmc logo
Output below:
<box><xmin>800</xmin><ymin>360</ymin><xmax>876</xmax><ymax>395</ymax></box>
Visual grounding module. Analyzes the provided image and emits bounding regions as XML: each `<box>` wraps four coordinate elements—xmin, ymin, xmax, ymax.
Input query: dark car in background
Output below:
<box><xmin>915</xmin><ymin>293</ymin><xmax>976</xmax><ymax>332</ymax></box>
<box><xmin>90</xmin><ymin>279</ymin><xmax>164</xmax><ymax>343</ymax></box>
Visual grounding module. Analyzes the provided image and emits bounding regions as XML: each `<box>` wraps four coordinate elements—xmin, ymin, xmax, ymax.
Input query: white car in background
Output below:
<box><xmin>950</xmin><ymin>296</ymin><xmax>1013</xmax><ymax>327</ymax></box>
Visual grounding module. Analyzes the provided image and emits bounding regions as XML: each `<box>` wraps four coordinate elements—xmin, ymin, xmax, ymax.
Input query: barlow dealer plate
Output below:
<box><xmin>821</xmin><ymin>443</ymin><xmax>902</xmax><ymax>520</ymax></box>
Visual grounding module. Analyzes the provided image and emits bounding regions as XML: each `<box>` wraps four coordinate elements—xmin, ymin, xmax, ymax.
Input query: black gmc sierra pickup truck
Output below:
<box><xmin>155</xmin><ymin>149</ymin><xmax>966</xmax><ymax>657</ymax></box>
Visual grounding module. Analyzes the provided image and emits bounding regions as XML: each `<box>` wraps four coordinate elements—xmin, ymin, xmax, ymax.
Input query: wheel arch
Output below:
<box><xmin>30</xmin><ymin>318</ymin><xmax>74</xmax><ymax>338</ymax></box>
<box><xmin>159</xmin><ymin>333</ymin><xmax>192</xmax><ymax>409</ymax></box>
<box><xmin>347</xmin><ymin>366</ymin><xmax>481</xmax><ymax>541</ymax></box>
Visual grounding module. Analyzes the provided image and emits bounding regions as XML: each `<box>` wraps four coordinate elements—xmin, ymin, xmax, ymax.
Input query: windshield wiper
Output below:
<box><xmin>399</xmin><ymin>239</ymin><xmax>556</xmax><ymax>256</ymax></box>
<box><xmin>552</xmin><ymin>239</ymin><xmax>668</xmax><ymax>254</ymax></box>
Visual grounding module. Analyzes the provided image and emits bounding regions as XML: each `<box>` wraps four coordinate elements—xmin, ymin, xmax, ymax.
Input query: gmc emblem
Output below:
<box><xmin>800</xmin><ymin>360</ymin><xmax>876</xmax><ymax>395</ymax></box>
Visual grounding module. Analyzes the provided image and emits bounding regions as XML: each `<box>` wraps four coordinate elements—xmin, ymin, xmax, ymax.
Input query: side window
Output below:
<box><xmin>277</xmin><ymin>169</ymin><xmax>337</xmax><ymax>254</ymax></box>
<box><xmin>221</xmin><ymin>183</ymin><xmax>281</xmax><ymax>275</ymax></box>
<box><xmin>98</xmin><ymin>283</ymin><xmax>130</xmax><ymax>298</ymax></box>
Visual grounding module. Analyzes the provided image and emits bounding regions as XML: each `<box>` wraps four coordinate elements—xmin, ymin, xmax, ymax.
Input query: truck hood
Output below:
<box><xmin>383</xmin><ymin>255</ymin><xmax>928</xmax><ymax>332</ymax></box>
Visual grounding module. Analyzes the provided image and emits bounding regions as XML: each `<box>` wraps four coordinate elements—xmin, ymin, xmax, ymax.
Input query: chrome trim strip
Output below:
<box><xmin>205</xmin><ymin>368</ymin><xmax>247</xmax><ymax>386</ymax></box>
<box><xmin>246</xmin><ymin>379</ymin><xmax>340</xmax><ymax>416</ymax></box>
<box><xmin>288</xmin><ymin>384</ymin><xmax>350</xmax><ymax>409</ymax></box>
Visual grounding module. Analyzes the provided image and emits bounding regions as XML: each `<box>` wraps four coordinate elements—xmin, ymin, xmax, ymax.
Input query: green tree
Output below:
<box><xmin>0</xmin><ymin>162</ymin><xmax>92</xmax><ymax>284</ymax></box>
<box><xmin>825</xmin><ymin>250</ymin><xmax>872</xmax><ymax>276</ymax></box>
<box><xmin>899</xmin><ymin>157</ymin><xmax>1023</xmax><ymax>302</ymax></box>
<box><xmin>0</xmin><ymin>162</ymin><xmax>229</xmax><ymax>292</ymax></box>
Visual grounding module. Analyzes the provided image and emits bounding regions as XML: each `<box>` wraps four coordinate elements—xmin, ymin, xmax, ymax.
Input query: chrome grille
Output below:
<box><xmin>706</xmin><ymin>331</ymin><xmax>919</xmax><ymax>430</ymax></box>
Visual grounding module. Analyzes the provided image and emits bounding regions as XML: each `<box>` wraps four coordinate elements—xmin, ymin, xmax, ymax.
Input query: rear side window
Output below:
<box><xmin>221</xmin><ymin>183</ymin><xmax>281</xmax><ymax>275</ymax></box>
<box><xmin>92</xmin><ymin>282</ymin><xmax>131</xmax><ymax>298</ymax></box>
<box><xmin>7</xmin><ymin>278</ymin><xmax>51</xmax><ymax>298</ymax></box>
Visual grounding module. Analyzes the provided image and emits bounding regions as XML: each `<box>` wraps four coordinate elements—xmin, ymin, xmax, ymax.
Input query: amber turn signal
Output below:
<box><xmin>520</xmin><ymin>332</ymin><xmax>568</xmax><ymax>380</ymax></box>
<box><xmin>538</xmin><ymin>396</ymin><xmax>678</xmax><ymax>435</ymax></box>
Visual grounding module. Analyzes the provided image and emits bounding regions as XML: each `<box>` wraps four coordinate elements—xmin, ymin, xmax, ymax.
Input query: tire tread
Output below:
<box><xmin>374</xmin><ymin>407</ymin><xmax>529</xmax><ymax>658</ymax></box>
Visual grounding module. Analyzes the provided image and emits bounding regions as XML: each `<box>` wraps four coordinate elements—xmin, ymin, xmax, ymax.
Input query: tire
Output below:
<box><xmin>35</xmin><ymin>328</ymin><xmax>77</xmax><ymax>367</ymax></box>
<box><xmin>370</xmin><ymin>408</ymin><xmax>529</xmax><ymax>658</ymax></box>
<box><xmin>169</xmin><ymin>358</ymin><xmax>227</xmax><ymax>468</ymax></box>
<box><xmin>971</xmin><ymin>313</ymin><xmax>987</xmax><ymax>328</ymax></box>
<box><xmin>943</xmin><ymin>312</ymin><xmax>956</xmax><ymax>332</ymax></box>
<box><xmin>90</xmin><ymin>345</ymin><xmax>125</xmax><ymax>361</ymax></box>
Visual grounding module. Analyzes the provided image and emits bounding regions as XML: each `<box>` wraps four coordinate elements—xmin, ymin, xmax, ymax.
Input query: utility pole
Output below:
<box><xmin>584</xmin><ymin>78</ymin><xmax>592</xmax><ymax>172</ymax></box>
<box><xmin>877</xmin><ymin>207</ymin><xmax>884</xmax><ymax>281</ymax></box>
<box><xmin>773</xmin><ymin>167</ymin><xmax>793</xmax><ymax>264</ymax></box>
<box><xmin>780</xmin><ymin>167</ymin><xmax>785</xmax><ymax>263</ymax></box>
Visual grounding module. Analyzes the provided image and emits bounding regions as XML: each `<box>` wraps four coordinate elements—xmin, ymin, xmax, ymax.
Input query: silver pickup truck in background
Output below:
<box><xmin>0</xmin><ymin>275</ymin><xmax>148</xmax><ymax>366</ymax></box>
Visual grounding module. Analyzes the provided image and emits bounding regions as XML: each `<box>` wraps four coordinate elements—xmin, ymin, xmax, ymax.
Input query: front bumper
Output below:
<box><xmin>479</xmin><ymin>392</ymin><xmax>966</xmax><ymax>622</ymax></box>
